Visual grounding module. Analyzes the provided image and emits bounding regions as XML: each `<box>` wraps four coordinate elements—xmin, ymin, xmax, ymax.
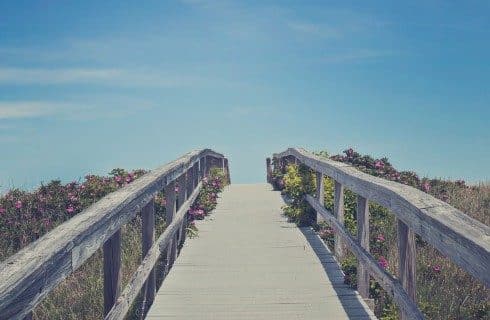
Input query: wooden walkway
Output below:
<box><xmin>147</xmin><ymin>183</ymin><xmax>376</xmax><ymax>319</ymax></box>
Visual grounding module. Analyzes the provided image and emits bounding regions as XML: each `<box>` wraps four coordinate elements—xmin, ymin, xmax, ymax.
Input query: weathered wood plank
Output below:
<box><xmin>397</xmin><ymin>219</ymin><xmax>416</xmax><ymax>320</ymax></box>
<box><xmin>224</xmin><ymin>158</ymin><xmax>230</xmax><ymax>184</ymax></box>
<box><xmin>141</xmin><ymin>199</ymin><xmax>156</xmax><ymax>311</ymax></box>
<box><xmin>266</xmin><ymin>158</ymin><xmax>272</xmax><ymax>183</ymax></box>
<box><xmin>334</xmin><ymin>181</ymin><xmax>345</xmax><ymax>259</ymax></box>
<box><xmin>305</xmin><ymin>195</ymin><xmax>424</xmax><ymax>320</ymax></box>
<box><xmin>314</xmin><ymin>172</ymin><xmax>324</xmax><ymax>224</ymax></box>
<box><xmin>165</xmin><ymin>181</ymin><xmax>177</xmax><ymax>273</ymax></box>
<box><xmin>357</xmin><ymin>196</ymin><xmax>370</xmax><ymax>299</ymax></box>
<box><xmin>103</xmin><ymin>230</ymin><xmax>122</xmax><ymax>316</ymax></box>
<box><xmin>104</xmin><ymin>182</ymin><xmax>202</xmax><ymax>320</ymax></box>
<box><xmin>0</xmin><ymin>149</ymin><xmax>225</xmax><ymax>319</ymax></box>
<box><xmin>275</xmin><ymin>148</ymin><xmax>490</xmax><ymax>287</ymax></box>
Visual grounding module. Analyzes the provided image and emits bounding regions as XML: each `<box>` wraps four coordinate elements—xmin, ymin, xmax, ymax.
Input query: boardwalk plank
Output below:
<box><xmin>147</xmin><ymin>184</ymin><xmax>376</xmax><ymax>320</ymax></box>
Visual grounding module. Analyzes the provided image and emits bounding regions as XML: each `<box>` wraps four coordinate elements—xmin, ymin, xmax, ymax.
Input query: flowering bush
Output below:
<box><xmin>274</xmin><ymin>148</ymin><xmax>489</xmax><ymax>320</ymax></box>
<box><xmin>186</xmin><ymin>167</ymin><xmax>227</xmax><ymax>236</ymax></box>
<box><xmin>0</xmin><ymin>169</ymin><xmax>146</xmax><ymax>261</ymax></box>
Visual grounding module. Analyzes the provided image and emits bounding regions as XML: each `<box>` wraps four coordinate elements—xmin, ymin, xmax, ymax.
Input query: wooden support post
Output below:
<box><xmin>204</xmin><ymin>156</ymin><xmax>209</xmax><ymax>176</ymax></box>
<box><xmin>224</xmin><ymin>158</ymin><xmax>230</xmax><ymax>184</ymax></box>
<box><xmin>266</xmin><ymin>158</ymin><xmax>272</xmax><ymax>183</ymax></box>
<box><xmin>165</xmin><ymin>181</ymin><xmax>177</xmax><ymax>273</ymax></box>
<box><xmin>179</xmin><ymin>171</ymin><xmax>192</xmax><ymax>248</ymax></box>
<box><xmin>175</xmin><ymin>174</ymin><xmax>186</xmax><ymax>253</ymax></box>
<box><xmin>103</xmin><ymin>229</ymin><xmax>121</xmax><ymax>316</ymax></box>
<box><xmin>199</xmin><ymin>158</ymin><xmax>204</xmax><ymax>179</ymax></box>
<box><xmin>357</xmin><ymin>195</ymin><xmax>370</xmax><ymax>299</ymax></box>
<box><xmin>333</xmin><ymin>181</ymin><xmax>345</xmax><ymax>260</ymax></box>
<box><xmin>314</xmin><ymin>172</ymin><xmax>324</xmax><ymax>224</ymax></box>
<box><xmin>397</xmin><ymin>219</ymin><xmax>417</xmax><ymax>319</ymax></box>
<box><xmin>141</xmin><ymin>199</ymin><xmax>156</xmax><ymax>310</ymax></box>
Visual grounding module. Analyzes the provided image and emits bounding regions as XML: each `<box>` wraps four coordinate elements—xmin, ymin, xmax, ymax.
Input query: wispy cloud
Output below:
<box><xmin>0</xmin><ymin>101</ymin><xmax>63</xmax><ymax>119</ymax></box>
<box><xmin>0</xmin><ymin>67</ymin><xmax>215</xmax><ymax>88</ymax></box>
<box><xmin>0</xmin><ymin>100</ymin><xmax>154</xmax><ymax>120</ymax></box>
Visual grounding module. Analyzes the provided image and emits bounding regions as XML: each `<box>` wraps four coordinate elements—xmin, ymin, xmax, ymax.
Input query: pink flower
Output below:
<box><xmin>15</xmin><ymin>200</ymin><xmax>23</xmax><ymax>209</ymax></box>
<box><xmin>432</xmin><ymin>264</ymin><xmax>441</xmax><ymax>273</ymax></box>
<box><xmin>0</xmin><ymin>207</ymin><xmax>5</xmax><ymax>214</ymax></box>
<box><xmin>125</xmin><ymin>176</ymin><xmax>132</xmax><ymax>183</ymax></box>
<box><xmin>115</xmin><ymin>176</ymin><xmax>122</xmax><ymax>183</ymax></box>
<box><xmin>378</xmin><ymin>256</ymin><xmax>388</xmax><ymax>269</ymax></box>
<box><xmin>67</xmin><ymin>205</ymin><xmax>75</xmax><ymax>214</ymax></box>
<box><xmin>376</xmin><ymin>234</ymin><xmax>385</xmax><ymax>242</ymax></box>
<box><xmin>374</xmin><ymin>160</ymin><xmax>384</xmax><ymax>170</ymax></box>
<box><xmin>421</xmin><ymin>181</ymin><xmax>431</xmax><ymax>193</ymax></box>
<box><xmin>174</xmin><ymin>185</ymin><xmax>180</xmax><ymax>193</ymax></box>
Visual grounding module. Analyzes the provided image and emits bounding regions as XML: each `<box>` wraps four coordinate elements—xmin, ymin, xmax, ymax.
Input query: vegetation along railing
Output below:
<box><xmin>267</xmin><ymin>148</ymin><xmax>489</xmax><ymax>320</ymax></box>
<box><xmin>0</xmin><ymin>149</ymin><xmax>229</xmax><ymax>320</ymax></box>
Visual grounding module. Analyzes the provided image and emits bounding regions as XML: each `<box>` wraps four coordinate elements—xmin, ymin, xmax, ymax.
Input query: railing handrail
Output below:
<box><xmin>271</xmin><ymin>147</ymin><xmax>489</xmax><ymax>319</ymax></box>
<box><xmin>0</xmin><ymin>148</ymin><xmax>227</xmax><ymax>319</ymax></box>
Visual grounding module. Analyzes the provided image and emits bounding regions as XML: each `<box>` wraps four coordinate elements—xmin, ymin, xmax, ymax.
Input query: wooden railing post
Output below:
<box><xmin>141</xmin><ymin>199</ymin><xmax>156</xmax><ymax>312</ymax></box>
<box><xmin>194</xmin><ymin>162</ymin><xmax>199</xmax><ymax>188</ymax></box>
<box><xmin>103</xmin><ymin>229</ymin><xmax>122</xmax><ymax>316</ymax></box>
<box><xmin>266</xmin><ymin>158</ymin><xmax>272</xmax><ymax>183</ymax></box>
<box><xmin>165</xmin><ymin>181</ymin><xmax>177</xmax><ymax>273</ymax></box>
<box><xmin>397</xmin><ymin>219</ymin><xmax>417</xmax><ymax>319</ymax></box>
<box><xmin>224</xmin><ymin>158</ymin><xmax>231</xmax><ymax>184</ymax></box>
<box><xmin>334</xmin><ymin>181</ymin><xmax>345</xmax><ymax>260</ymax></box>
<box><xmin>204</xmin><ymin>156</ymin><xmax>209</xmax><ymax>176</ymax></box>
<box><xmin>314</xmin><ymin>172</ymin><xmax>324</xmax><ymax>224</ymax></box>
<box><xmin>357</xmin><ymin>195</ymin><xmax>370</xmax><ymax>299</ymax></box>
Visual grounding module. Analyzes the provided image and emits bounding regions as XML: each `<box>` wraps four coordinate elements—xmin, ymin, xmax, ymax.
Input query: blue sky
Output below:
<box><xmin>0</xmin><ymin>0</ymin><xmax>489</xmax><ymax>191</ymax></box>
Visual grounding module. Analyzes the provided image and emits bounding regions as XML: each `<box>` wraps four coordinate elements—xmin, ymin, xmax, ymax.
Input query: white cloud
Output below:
<box><xmin>0</xmin><ymin>100</ymin><xmax>154</xmax><ymax>120</ymax></box>
<box><xmin>0</xmin><ymin>67</ymin><xmax>211</xmax><ymax>88</ymax></box>
<box><xmin>0</xmin><ymin>102</ymin><xmax>63</xmax><ymax>119</ymax></box>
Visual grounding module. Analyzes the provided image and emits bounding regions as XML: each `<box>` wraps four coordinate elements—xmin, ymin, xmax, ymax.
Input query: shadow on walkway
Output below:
<box><xmin>298</xmin><ymin>226</ymin><xmax>376</xmax><ymax>319</ymax></box>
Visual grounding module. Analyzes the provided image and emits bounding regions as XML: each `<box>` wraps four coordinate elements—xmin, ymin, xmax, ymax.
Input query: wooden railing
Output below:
<box><xmin>0</xmin><ymin>149</ymin><xmax>229</xmax><ymax>320</ymax></box>
<box><xmin>267</xmin><ymin>148</ymin><xmax>489</xmax><ymax>320</ymax></box>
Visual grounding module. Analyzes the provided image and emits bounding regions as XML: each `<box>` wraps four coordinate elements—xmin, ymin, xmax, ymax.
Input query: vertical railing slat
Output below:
<box><xmin>333</xmin><ymin>181</ymin><xmax>345</xmax><ymax>260</ymax></box>
<box><xmin>397</xmin><ymin>219</ymin><xmax>417</xmax><ymax>319</ymax></box>
<box><xmin>165</xmin><ymin>181</ymin><xmax>177</xmax><ymax>274</ymax></box>
<box><xmin>356</xmin><ymin>195</ymin><xmax>370</xmax><ymax>299</ymax></box>
<box><xmin>141</xmin><ymin>199</ymin><xmax>156</xmax><ymax>311</ymax></box>
<box><xmin>315</xmin><ymin>172</ymin><xmax>324</xmax><ymax>224</ymax></box>
<box><xmin>103</xmin><ymin>229</ymin><xmax>122</xmax><ymax>316</ymax></box>
<box><xmin>266</xmin><ymin>158</ymin><xmax>272</xmax><ymax>183</ymax></box>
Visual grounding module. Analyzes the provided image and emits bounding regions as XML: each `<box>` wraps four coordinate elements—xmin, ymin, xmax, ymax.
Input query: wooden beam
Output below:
<box><xmin>141</xmin><ymin>199</ymin><xmax>156</xmax><ymax>312</ymax></box>
<box><xmin>266</xmin><ymin>158</ymin><xmax>272</xmax><ymax>183</ymax></box>
<box><xmin>165</xmin><ymin>181</ymin><xmax>177</xmax><ymax>273</ymax></box>
<box><xmin>103</xmin><ymin>230</ymin><xmax>121</xmax><ymax>316</ymax></box>
<box><xmin>224</xmin><ymin>158</ymin><xmax>230</xmax><ymax>184</ymax></box>
<box><xmin>397</xmin><ymin>219</ymin><xmax>417</xmax><ymax>320</ymax></box>
<box><xmin>333</xmin><ymin>181</ymin><xmax>345</xmax><ymax>260</ymax></box>
<box><xmin>357</xmin><ymin>195</ymin><xmax>370</xmax><ymax>299</ymax></box>
<box><xmin>314</xmin><ymin>172</ymin><xmax>324</xmax><ymax>224</ymax></box>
